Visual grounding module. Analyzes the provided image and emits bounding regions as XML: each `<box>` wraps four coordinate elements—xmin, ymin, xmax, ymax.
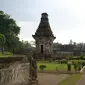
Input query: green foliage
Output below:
<box><xmin>37</xmin><ymin>61</ymin><xmax>74</xmax><ymax>71</ymax></box>
<box><xmin>67</xmin><ymin>55</ymin><xmax>74</xmax><ymax>60</ymax></box>
<box><xmin>0</xmin><ymin>51</ymin><xmax>13</xmax><ymax>57</ymax></box>
<box><xmin>73</xmin><ymin>60</ymin><xmax>79</xmax><ymax>71</ymax></box>
<box><xmin>14</xmin><ymin>40</ymin><xmax>32</xmax><ymax>54</ymax></box>
<box><xmin>39</xmin><ymin>65</ymin><xmax>46</xmax><ymax>70</ymax></box>
<box><xmin>3</xmin><ymin>51</ymin><xmax>13</xmax><ymax>55</ymax></box>
<box><xmin>79</xmin><ymin>54</ymin><xmax>84</xmax><ymax>60</ymax></box>
<box><xmin>82</xmin><ymin>61</ymin><xmax>85</xmax><ymax>67</ymax></box>
<box><xmin>73</xmin><ymin>60</ymin><xmax>82</xmax><ymax>71</ymax></box>
<box><xmin>60</xmin><ymin>59</ymin><xmax>68</xmax><ymax>64</ymax></box>
<box><xmin>67</xmin><ymin>64</ymin><xmax>71</xmax><ymax>71</ymax></box>
<box><xmin>14</xmin><ymin>41</ymin><xmax>24</xmax><ymax>54</ymax></box>
<box><xmin>0</xmin><ymin>33</ymin><xmax>6</xmax><ymax>54</ymax></box>
<box><xmin>0</xmin><ymin>33</ymin><xmax>6</xmax><ymax>45</ymax></box>
<box><xmin>0</xmin><ymin>10</ymin><xmax>20</xmax><ymax>52</ymax></box>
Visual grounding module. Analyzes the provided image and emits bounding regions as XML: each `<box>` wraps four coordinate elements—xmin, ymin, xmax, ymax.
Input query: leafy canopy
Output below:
<box><xmin>0</xmin><ymin>10</ymin><xmax>20</xmax><ymax>51</ymax></box>
<box><xmin>0</xmin><ymin>33</ymin><xmax>6</xmax><ymax>46</ymax></box>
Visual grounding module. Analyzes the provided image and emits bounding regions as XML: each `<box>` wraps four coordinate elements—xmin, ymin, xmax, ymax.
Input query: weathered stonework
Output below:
<box><xmin>32</xmin><ymin>13</ymin><xmax>56</xmax><ymax>59</ymax></box>
<box><xmin>0</xmin><ymin>56</ymin><xmax>38</xmax><ymax>85</ymax></box>
<box><xmin>0</xmin><ymin>62</ymin><xmax>30</xmax><ymax>85</ymax></box>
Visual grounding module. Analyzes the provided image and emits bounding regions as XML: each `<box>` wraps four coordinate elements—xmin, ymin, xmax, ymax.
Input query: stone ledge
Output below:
<box><xmin>0</xmin><ymin>62</ymin><xmax>30</xmax><ymax>85</ymax></box>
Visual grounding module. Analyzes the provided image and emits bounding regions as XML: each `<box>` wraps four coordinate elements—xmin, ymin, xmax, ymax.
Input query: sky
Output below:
<box><xmin>0</xmin><ymin>0</ymin><xmax>85</xmax><ymax>44</ymax></box>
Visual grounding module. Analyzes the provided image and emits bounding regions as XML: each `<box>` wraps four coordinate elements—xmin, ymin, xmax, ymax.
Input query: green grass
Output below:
<box><xmin>37</xmin><ymin>61</ymin><xmax>74</xmax><ymax>71</ymax></box>
<box><xmin>58</xmin><ymin>74</ymin><xmax>81</xmax><ymax>85</ymax></box>
<box><xmin>0</xmin><ymin>52</ymin><xmax>13</xmax><ymax>57</ymax></box>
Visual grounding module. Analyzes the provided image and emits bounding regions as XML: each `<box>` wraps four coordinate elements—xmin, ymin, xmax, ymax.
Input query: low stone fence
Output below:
<box><xmin>0</xmin><ymin>62</ymin><xmax>30</xmax><ymax>85</ymax></box>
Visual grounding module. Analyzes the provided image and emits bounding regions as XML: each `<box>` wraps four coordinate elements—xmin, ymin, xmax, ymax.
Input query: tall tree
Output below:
<box><xmin>0</xmin><ymin>10</ymin><xmax>20</xmax><ymax>52</ymax></box>
<box><xmin>0</xmin><ymin>33</ymin><xmax>6</xmax><ymax>54</ymax></box>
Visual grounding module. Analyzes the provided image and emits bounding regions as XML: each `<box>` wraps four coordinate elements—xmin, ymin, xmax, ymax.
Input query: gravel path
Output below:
<box><xmin>37</xmin><ymin>73</ymin><xmax>69</xmax><ymax>85</ymax></box>
<box><xmin>76</xmin><ymin>72</ymin><xmax>85</xmax><ymax>85</ymax></box>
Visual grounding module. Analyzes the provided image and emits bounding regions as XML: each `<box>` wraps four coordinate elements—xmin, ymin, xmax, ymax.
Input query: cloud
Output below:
<box><xmin>17</xmin><ymin>21</ymin><xmax>38</xmax><ymax>41</ymax></box>
<box><xmin>1</xmin><ymin>0</ymin><xmax>85</xmax><ymax>44</ymax></box>
<box><xmin>17</xmin><ymin>20</ymin><xmax>85</xmax><ymax>44</ymax></box>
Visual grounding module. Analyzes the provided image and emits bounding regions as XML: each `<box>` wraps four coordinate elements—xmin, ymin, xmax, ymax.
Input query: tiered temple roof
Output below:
<box><xmin>32</xmin><ymin>13</ymin><xmax>56</xmax><ymax>39</ymax></box>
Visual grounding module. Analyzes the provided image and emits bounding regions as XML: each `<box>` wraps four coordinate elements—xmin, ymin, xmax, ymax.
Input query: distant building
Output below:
<box><xmin>53</xmin><ymin>44</ymin><xmax>85</xmax><ymax>58</ymax></box>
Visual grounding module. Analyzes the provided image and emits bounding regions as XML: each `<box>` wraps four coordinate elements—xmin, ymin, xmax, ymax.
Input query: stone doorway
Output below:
<box><xmin>41</xmin><ymin>45</ymin><xmax>44</xmax><ymax>53</ymax></box>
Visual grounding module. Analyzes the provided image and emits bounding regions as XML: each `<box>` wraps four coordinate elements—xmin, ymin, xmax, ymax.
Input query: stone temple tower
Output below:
<box><xmin>32</xmin><ymin>13</ymin><xmax>56</xmax><ymax>59</ymax></box>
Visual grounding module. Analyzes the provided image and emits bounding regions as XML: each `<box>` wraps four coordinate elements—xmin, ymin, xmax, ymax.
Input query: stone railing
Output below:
<box><xmin>0</xmin><ymin>62</ymin><xmax>30</xmax><ymax>85</ymax></box>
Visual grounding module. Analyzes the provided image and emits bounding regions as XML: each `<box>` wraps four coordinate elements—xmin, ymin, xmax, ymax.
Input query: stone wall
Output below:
<box><xmin>36</xmin><ymin>37</ymin><xmax>53</xmax><ymax>59</ymax></box>
<box><xmin>0</xmin><ymin>62</ymin><xmax>30</xmax><ymax>85</ymax></box>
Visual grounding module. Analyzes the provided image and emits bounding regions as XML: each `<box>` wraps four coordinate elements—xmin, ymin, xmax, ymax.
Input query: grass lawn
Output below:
<box><xmin>0</xmin><ymin>52</ymin><xmax>13</xmax><ymax>57</ymax></box>
<box><xmin>58</xmin><ymin>74</ymin><xmax>81</xmax><ymax>85</ymax></box>
<box><xmin>37</xmin><ymin>61</ymin><xmax>74</xmax><ymax>71</ymax></box>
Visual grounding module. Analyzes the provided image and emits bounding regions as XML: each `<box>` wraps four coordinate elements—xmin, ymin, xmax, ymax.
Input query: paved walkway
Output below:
<box><xmin>37</xmin><ymin>73</ymin><xmax>69</xmax><ymax>85</ymax></box>
<box><xmin>76</xmin><ymin>72</ymin><xmax>85</xmax><ymax>85</ymax></box>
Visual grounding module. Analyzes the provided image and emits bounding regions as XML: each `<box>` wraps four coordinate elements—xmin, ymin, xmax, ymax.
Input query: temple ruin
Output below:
<box><xmin>32</xmin><ymin>13</ymin><xmax>56</xmax><ymax>59</ymax></box>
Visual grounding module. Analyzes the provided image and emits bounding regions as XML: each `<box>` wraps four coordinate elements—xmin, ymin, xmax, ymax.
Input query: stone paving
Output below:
<box><xmin>37</xmin><ymin>73</ymin><xmax>69</xmax><ymax>85</ymax></box>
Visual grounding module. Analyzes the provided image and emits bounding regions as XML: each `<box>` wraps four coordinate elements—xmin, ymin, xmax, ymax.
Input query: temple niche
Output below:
<box><xmin>32</xmin><ymin>13</ymin><xmax>56</xmax><ymax>59</ymax></box>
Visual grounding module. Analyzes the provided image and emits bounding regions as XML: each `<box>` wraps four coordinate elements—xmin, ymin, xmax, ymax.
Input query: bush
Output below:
<box><xmin>82</xmin><ymin>61</ymin><xmax>85</xmax><ymax>67</ymax></box>
<box><xmin>67</xmin><ymin>56</ymin><xmax>74</xmax><ymax>60</ymax></box>
<box><xmin>73</xmin><ymin>63</ymin><xmax>78</xmax><ymax>71</ymax></box>
<box><xmin>79</xmin><ymin>55</ymin><xmax>84</xmax><ymax>60</ymax></box>
<box><xmin>48</xmin><ymin>59</ymin><xmax>52</xmax><ymax>63</ymax></box>
<box><xmin>56</xmin><ymin>67</ymin><xmax>58</xmax><ymax>71</ymax></box>
<box><xmin>73</xmin><ymin>61</ymin><xmax>81</xmax><ymax>71</ymax></box>
<box><xmin>39</xmin><ymin>65</ymin><xmax>46</xmax><ymax>70</ymax></box>
<box><xmin>60</xmin><ymin>59</ymin><xmax>67</xmax><ymax>64</ymax></box>
<box><xmin>67</xmin><ymin>64</ymin><xmax>71</xmax><ymax>71</ymax></box>
<box><xmin>67</xmin><ymin>62</ymin><xmax>72</xmax><ymax>71</ymax></box>
<box><xmin>78</xmin><ymin>66</ymin><xmax>81</xmax><ymax>71</ymax></box>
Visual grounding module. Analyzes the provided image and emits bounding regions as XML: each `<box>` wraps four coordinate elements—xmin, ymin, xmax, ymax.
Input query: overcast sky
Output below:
<box><xmin>0</xmin><ymin>0</ymin><xmax>85</xmax><ymax>44</ymax></box>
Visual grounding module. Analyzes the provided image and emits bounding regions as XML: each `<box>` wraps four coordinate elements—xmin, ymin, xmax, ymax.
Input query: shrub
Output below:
<box><xmin>78</xmin><ymin>66</ymin><xmax>81</xmax><ymax>71</ymax></box>
<box><xmin>73</xmin><ymin>61</ymin><xmax>80</xmax><ymax>71</ymax></box>
<box><xmin>67</xmin><ymin>62</ymin><xmax>72</xmax><ymax>71</ymax></box>
<box><xmin>79</xmin><ymin>55</ymin><xmax>84</xmax><ymax>60</ymax></box>
<box><xmin>73</xmin><ymin>63</ymin><xmax>77</xmax><ymax>71</ymax></box>
<box><xmin>48</xmin><ymin>58</ymin><xmax>52</xmax><ymax>63</ymax></box>
<box><xmin>67</xmin><ymin>64</ymin><xmax>71</xmax><ymax>71</ymax></box>
<box><xmin>82</xmin><ymin>61</ymin><xmax>85</xmax><ymax>67</ymax></box>
<box><xmin>61</xmin><ymin>59</ymin><xmax>67</xmax><ymax>64</ymax></box>
<box><xmin>56</xmin><ymin>67</ymin><xmax>58</xmax><ymax>71</ymax></box>
<box><xmin>39</xmin><ymin>65</ymin><xmax>46</xmax><ymax>70</ymax></box>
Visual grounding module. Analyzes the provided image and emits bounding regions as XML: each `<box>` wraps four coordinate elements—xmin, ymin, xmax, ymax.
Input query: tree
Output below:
<box><xmin>0</xmin><ymin>10</ymin><xmax>20</xmax><ymax>52</ymax></box>
<box><xmin>23</xmin><ymin>41</ymin><xmax>31</xmax><ymax>49</ymax></box>
<box><xmin>0</xmin><ymin>33</ymin><xmax>6</xmax><ymax>54</ymax></box>
<box><xmin>53</xmin><ymin>42</ymin><xmax>62</xmax><ymax>50</ymax></box>
<box><xmin>14</xmin><ymin>40</ymin><xmax>32</xmax><ymax>54</ymax></box>
<box><xmin>14</xmin><ymin>41</ymin><xmax>24</xmax><ymax>54</ymax></box>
